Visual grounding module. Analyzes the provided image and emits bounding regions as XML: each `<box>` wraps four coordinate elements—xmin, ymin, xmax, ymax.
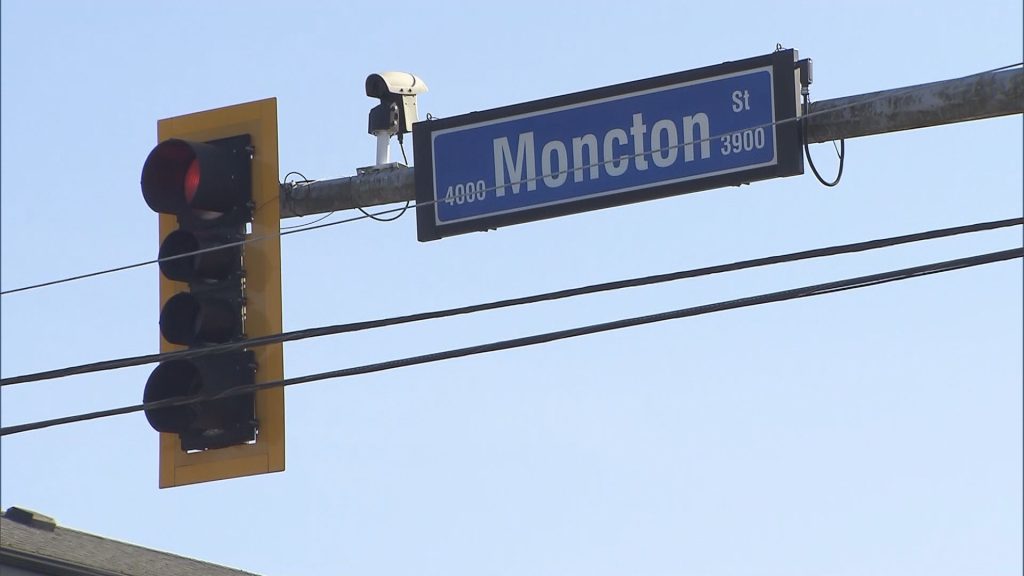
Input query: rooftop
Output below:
<box><xmin>0</xmin><ymin>507</ymin><xmax>262</xmax><ymax>576</ymax></box>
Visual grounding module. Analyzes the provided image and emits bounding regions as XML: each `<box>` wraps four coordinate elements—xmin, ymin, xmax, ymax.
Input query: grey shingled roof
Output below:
<box><xmin>0</xmin><ymin>508</ymin><xmax>262</xmax><ymax>576</ymax></box>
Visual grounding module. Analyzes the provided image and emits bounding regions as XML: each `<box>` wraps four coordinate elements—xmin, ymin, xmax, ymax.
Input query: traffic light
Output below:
<box><xmin>140</xmin><ymin>99</ymin><xmax>284</xmax><ymax>488</ymax></box>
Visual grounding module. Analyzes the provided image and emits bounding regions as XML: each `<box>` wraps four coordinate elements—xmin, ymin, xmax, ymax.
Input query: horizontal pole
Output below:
<box><xmin>281</xmin><ymin>67</ymin><xmax>1023</xmax><ymax>218</ymax></box>
<box><xmin>804</xmin><ymin>67</ymin><xmax>1022</xmax><ymax>143</ymax></box>
<box><xmin>280</xmin><ymin>164</ymin><xmax>415</xmax><ymax>218</ymax></box>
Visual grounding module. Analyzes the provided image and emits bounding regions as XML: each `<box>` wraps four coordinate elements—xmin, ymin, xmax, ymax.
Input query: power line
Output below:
<box><xmin>0</xmin><ymin>201</ymin><xmax>402</xmax><ymax>296</ymax></box>
<box><xmin>3</xmin><ymin>62</ymin><xmax>1019</xmax><ymax>297</ymax></box>
<box><xmin>1</xmin><ymin>247</ymin><xmax>1019</xmax><ymax>437</ymax></box>
<box><xmin>3</xmin><ymin>217</ymin><xmax>1020</xmax><ymax>388</ymax></box>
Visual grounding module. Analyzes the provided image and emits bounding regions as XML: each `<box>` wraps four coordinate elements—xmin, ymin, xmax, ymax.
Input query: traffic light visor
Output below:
<box><xmin>141</xmin><ymin>138</ymin><xmax>243</xmax><ymax>217</ymax></box>
<box><xmin>158</xmin><ymin>229</ymin><xmax>241</xmax><ymax>283</ymax></box>
<box><xmin>144</xmin><ymin>353</ymin><xmax>258</xmax><ymax>449</ymax></box>
<box><xmin>144</xmin><ymin>360</ymin><xmax>202</xmax><ymax>434</ymax></box>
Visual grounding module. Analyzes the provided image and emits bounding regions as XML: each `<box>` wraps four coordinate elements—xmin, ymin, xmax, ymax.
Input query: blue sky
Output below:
<box><xmin>1</xmin><ymin>1</ymin><xmax>1021</xmax><ymax>575</ymax></box>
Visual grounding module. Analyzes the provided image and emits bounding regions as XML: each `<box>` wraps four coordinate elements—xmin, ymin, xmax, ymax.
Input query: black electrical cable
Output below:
<box><xmin>0</xmin><ymin>199</ymin><xmax>402</xmax><ymax>297</ymax></box>
<box><xmin>2</xmin><ymin>247</ymin><xmax>1018</xmax><ymax>437</ymax></box>
<box><xmin>803</xmin><ymin>94</ymin><xmax>845</xmax><ymax>187</ymax></box>
<box><xmin>281</xmin><ymin>211</ymin><xmax>335</xmax><ymax>231</ymax></box>
<box><xmin>0</xmin><ymin>201</ymin><xmax>412</xmax><ymax>297</ymax></box>
<box><xmin>2</xmin><ymin>216</ymin><xmax>1020</xmax><ymax>388</ymax></box>
<box><xmin>357</xmin><ymin>135</ymin><xmax>411</xmax><ymax>222</ymax></box>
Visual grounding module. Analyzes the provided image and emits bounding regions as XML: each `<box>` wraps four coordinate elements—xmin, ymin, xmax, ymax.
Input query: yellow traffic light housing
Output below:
<box><xmin>142</xmin><ymin>98</ymin><xmax>284</xmax><ymax>488</ymax></box>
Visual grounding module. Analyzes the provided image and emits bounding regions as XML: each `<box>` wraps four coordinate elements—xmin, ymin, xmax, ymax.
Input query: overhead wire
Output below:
<box><xmin>2</xmin><ymin>217</ymin><xmax>1020</xmax><ymax>388</ymax></box>
<box><xmin>2</xmin><ymin>62</ymin><xmax>1019</xmax><ymax>297</ymax></box>
<box><xmin>2</xmin><ymin>246</ymin><xmax>1019</xmax><ymax>437</ymax></box>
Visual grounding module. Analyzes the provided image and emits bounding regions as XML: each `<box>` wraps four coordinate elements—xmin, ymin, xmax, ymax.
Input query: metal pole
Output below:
<box><xmin>803</xmin><ymin>67</ymin><xmax>1022</xmax><ymax>144</ymax></box>
<box><xmin>280</xmin><ymin>67</ymin><xmax>1023</xmax><ymax>218</ymax></box>
<box><xmin>374</xmin><ymin>131</ymin><xmax>391</xmax><ymax>165</ymax></box>
<box><xmin>281</xmin><ymin>163</ymin><xmax>415</xmax><ymax>218</ymax></box>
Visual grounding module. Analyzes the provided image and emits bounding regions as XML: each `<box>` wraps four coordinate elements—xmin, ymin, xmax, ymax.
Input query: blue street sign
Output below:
<box><xmin>414</xmin><ymin>50</ymin><xmax>803</xmax><ymax>241</ymax></box>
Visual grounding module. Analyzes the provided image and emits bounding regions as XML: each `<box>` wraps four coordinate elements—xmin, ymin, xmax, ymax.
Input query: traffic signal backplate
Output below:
<box><xmin>152</xmin><ymin>98</ymin><xmax>284</xmax><ymax>488</ymax></box>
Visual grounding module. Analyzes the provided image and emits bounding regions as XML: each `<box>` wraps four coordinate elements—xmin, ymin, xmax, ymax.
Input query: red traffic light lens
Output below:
<box><xmin>141</xmin><ymin>140</ymin><xmax>199</xmax><ymax>215</ymax></box>
<box><xmin>184</xmin><ymin>158</ymin><xmax>200</xmax><ymax>205</ymax></box>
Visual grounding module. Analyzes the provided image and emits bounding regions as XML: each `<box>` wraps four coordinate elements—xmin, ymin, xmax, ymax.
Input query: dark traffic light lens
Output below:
<box><xmin>160</xmin><ymin>292</ymin><xmax>240</xmax><ymax>346</ymax></box>
<box><xmin>158</xmin><ymin>229</ymin><xmax>240</xmax><ymax>283</ymax></box>
<box><xmin>143</xmin><ymin>360</ymin><xmax>203</xmax><ymax>434</ymax></box>
<box><xmin>158</xmin><ymin>230</ymin><xmax>200</xmax><ymax>282</ymax></box>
